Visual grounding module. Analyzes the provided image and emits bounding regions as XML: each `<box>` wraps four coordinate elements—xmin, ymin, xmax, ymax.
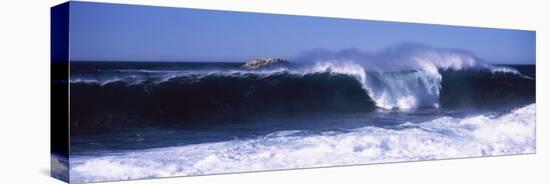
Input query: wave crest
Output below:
<box><xmin>292</xmin><ymin>43</ymin><xmax>529</xmax><ymax>109</ymax></box>
<box><xmin>71</xmin><ymin>44</ymin><xmax>534</xmax><ymax>115</ymax></box>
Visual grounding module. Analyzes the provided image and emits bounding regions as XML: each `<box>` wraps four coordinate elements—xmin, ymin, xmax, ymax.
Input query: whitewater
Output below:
<box><xmin>70</xmin><ymin>103</ymin><xmax>535</xmax><ymax>183</ymax></box>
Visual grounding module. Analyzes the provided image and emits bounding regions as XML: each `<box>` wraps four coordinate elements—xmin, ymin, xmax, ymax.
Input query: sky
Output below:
<box><xmin>68</xmin><ymin>1</ymin><xmax>535</xmax><ymax>64</ymax></box>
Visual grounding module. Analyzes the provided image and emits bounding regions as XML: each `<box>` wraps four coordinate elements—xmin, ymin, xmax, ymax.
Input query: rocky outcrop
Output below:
<box><xmin>241</xmin><ymin>58</ymin><xmax>290</xmax><ymax>69</ymax></box>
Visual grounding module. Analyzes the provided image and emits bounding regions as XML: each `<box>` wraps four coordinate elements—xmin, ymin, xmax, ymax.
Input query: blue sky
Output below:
<box><xmin>69</xmin><ymin>1</ymin><xmax>535</xmax><ymax>64</ymax></box>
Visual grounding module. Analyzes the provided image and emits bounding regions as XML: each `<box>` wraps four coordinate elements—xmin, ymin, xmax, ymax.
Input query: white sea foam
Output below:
<box><xmin>51</xmin><ymin>155</ymin><xmax>68</xmax><ymax>180</ymax></box>
<box><xmin>70</xmin><ymin>104</ymin><xmax>535</xmax><ymax>183</ymax></box>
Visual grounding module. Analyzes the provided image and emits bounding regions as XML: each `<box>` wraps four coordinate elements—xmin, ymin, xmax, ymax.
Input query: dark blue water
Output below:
<box><xmin>68</xmin><ymin>62</ymin><xmax>535</xmax><ymax>154</ymax></box>
<box><xmin>65</xmin><ymin>61</ymin><xmax>535</xmax><ymax>183</ymax></box>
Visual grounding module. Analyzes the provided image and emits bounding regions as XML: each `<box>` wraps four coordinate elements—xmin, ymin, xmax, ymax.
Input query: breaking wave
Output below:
<box><xmin>70</xmin><ymin>63</ymin><xmax>533</xmax><ymax>133</ymax></box>
<box><xmin>293</xmin><ymin>43</ymin><xmax>533</xmax><ymax>109</ymax></box>
<box><xmin>69</xmin><ymin>44</ymin><xmax>535</xmax><ymax>133</ymax></box>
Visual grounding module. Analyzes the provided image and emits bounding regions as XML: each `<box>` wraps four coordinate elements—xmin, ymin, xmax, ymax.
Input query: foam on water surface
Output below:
<box><xmin>70</xmin><ymin>104</ymin><xmax>535</xmax><ymax>183</ymax></box>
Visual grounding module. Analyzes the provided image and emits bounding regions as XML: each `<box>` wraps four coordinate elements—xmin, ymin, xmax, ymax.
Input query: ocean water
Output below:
<box><xmin>65</xmin><ymin>55</ymin><xmax>536</xmax><ymax>183</ymax></box>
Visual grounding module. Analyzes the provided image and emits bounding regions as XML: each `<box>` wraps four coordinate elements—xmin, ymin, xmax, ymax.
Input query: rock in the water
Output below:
<box><xmin>242</xmin><ymin>58</ymin><xmax>290</xmax><ymax>69</ymax></box>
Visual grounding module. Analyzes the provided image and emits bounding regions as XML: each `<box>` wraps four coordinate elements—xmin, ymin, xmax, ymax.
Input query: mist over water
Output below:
<box><xmin>291</xmin><ymin>43</ymin><xmax>530</xmax><ymax>109</ymax></box>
